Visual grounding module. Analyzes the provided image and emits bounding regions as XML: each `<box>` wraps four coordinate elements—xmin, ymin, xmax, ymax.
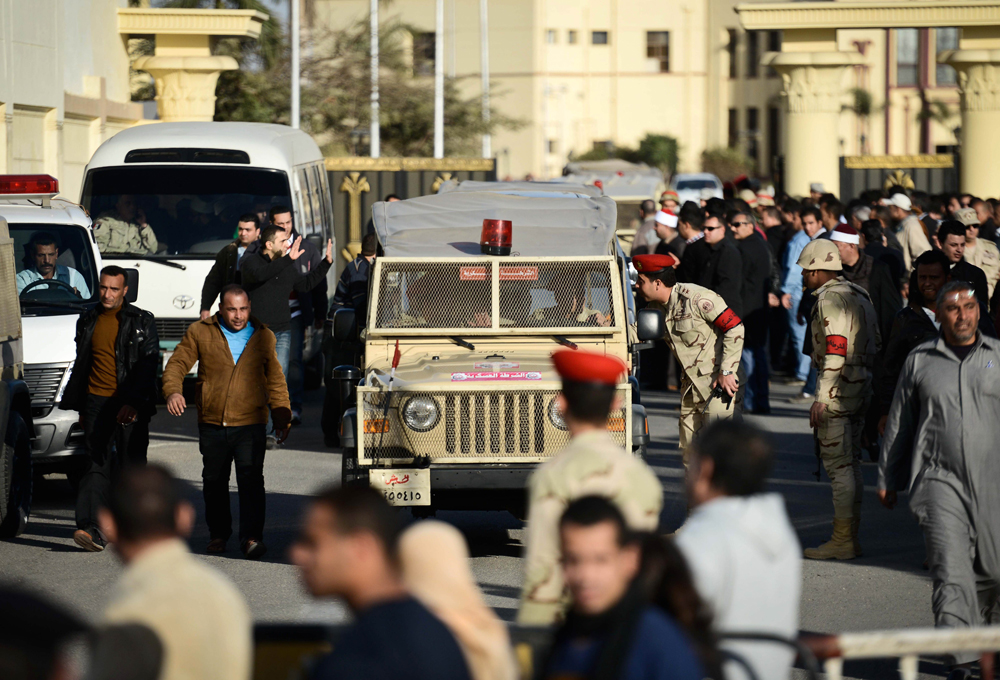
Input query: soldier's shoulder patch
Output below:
<box><xmin>697</xmin><ymin>296</ymin><xmax>715</xmax><ymax>314</ymax></box>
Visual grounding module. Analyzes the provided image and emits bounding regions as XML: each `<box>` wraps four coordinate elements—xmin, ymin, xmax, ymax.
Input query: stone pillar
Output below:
<box><xmin>939</xmin><ymin>50</ymin><xmax>1000</xmax><ymax>197</ymax></box>
<box><xmin>764</xmin><ymin>51</ymin><xmax>862</xmax><ymax>198</ymax></box>
<box><xmin>132</xmin><ymin>35</ymin><xmax>237</xmax><ymax>123</ymax></box>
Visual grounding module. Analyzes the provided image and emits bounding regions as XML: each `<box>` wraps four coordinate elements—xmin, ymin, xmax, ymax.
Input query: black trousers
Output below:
<box><xmin>198</xmin><ymin>423</ymin><xmax>266</xmax><ymax>545</ymax></box>
<box><xmin>76</xmin><ymin>394</ymin><xmax>149</xmax><ymax>531</ymax></box>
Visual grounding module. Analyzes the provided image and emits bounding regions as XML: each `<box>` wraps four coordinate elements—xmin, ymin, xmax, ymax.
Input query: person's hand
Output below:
<box><xmin>781</xmin><ymin>293</ymin><xmax>792</xmax><ymax>310</ymax></box>
<box><xmin>324</xmin><ymin>238</ymin><xmax>333</xmax><ymax>263</ymax></box>
<box><xmin>809</xmin><ymin>401</ymin><xmax>827</xmax><ymax>428</ymax></box>
<box><xmin>797</xmin><ymin>313</ymin><xmax>806</xmax><ymax>325</ymax></box>
<box><xmin>289</xmin><ymin>236</ymin><xmax>304</xmax><ymax>261</ymax></box>
<box><xmin>275</xmin><ymin>426</ymin><xmax>291</xmax><ymax>444</ymax></box>
<box><xmin>116</xmin><ymin>404</ymin><xmax>138</xmax><ymax>425</ymax></box>
<box><xmin>137</xmin><ymin>208</ymin><xmax>147</xmax><ymax>226</ymax></box>
<box><xmin>200</xmin><ymin>310</ymin><xmax>211</xmax><ymax>321</ymax></box>
<box><xmin>878</xmin><ymin>489</ymin><xmax>897</xmax><ymax>510</ymax></box>
<box><xmin>712</xmin><ymin>373</ymin><xmax>739</xmax><ymax>397</ymax></box>
<box><xmin>166</xmin><ymin>393</ymin><xmax>186</xmax><ymax>417</ymax></box>
<box><xmin>878</xmin><ymin>414</ymin><xmax>888</xmax><ymax>437</ymax></box>
<box><xmin>768</xmin><ymin>293</ymin><xmax>780</xmax><ymax>307</ymax></box>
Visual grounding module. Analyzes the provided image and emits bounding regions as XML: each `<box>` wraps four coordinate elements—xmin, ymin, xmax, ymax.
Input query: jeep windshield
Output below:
<box><xmin>370</xmin><ymin>257</ymin><xmax>620</xmax><ymax>333</ymax></box>
<box><xmin>80</xmin><ymin>166</ymin><xmax>290</xmax><ymax>258</ymax></box>
<box><xmin>12</xmin><ymin>223</ymin><xmax>99</xmax><ymax>309</ymax></box>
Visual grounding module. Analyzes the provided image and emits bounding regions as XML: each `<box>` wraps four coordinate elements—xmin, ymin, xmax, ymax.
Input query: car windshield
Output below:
<box><xmin>12</xmin><ymin>223</ymin><xmax>100</xmax><ymax>305</ymax></box>
<box><xmin>81</xmin><ymin>166</ymin><xmax>290</xmax><ymax>258</ymax></box>
<box><xmin>675</xmin><ymin>179</ymin><xmax>718</xmax><ymax>190</ymax></box>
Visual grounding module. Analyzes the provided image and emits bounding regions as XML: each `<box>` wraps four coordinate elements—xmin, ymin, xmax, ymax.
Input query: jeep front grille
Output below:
<box><xmin>359</xmin><ymin>388</ymin><xmax>628</xmax><ymax>463</ymax></box>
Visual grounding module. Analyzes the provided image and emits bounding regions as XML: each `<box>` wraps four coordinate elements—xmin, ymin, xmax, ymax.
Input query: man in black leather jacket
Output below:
<box><xmin>60</xmin><ymin>266</ymin><xmax>159</xmax><ymax>552</ymax></box>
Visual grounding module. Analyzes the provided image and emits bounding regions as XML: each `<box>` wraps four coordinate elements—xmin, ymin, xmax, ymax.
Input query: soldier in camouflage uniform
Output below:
<box><xmin>93</xmin><ymin>194</ymin><xmax>159</xmax><ymax>255</ymax></box>
<box><xmin>633</xmin><ymin>253</ymin><xmax>745</xmax><ymax>467</ymax></box>
<box><xmin>798</xmin><ymin>239</ymin><xmax>880</xmax><ymax>560</ymax></box>
<box><xmin>957</xmin><ymin>207</ymin><xmax>1000</xmax><ymax>299</ymax></box>
<box><xmin>517</xmin><ymin>350</ymin><xmax>662</xmax><ymax>625</ymax></box>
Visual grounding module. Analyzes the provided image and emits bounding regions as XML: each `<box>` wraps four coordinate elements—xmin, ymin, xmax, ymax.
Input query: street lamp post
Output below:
<box><xmin>434</xmin><ymin>0</ymin><xmax>444</xmax><ymax>158</ymax></box>
<box><xmin>480</xmin><ymin>0</ymin><xmax>491</xmax><ymax>159</ymax></box>
<box><xmin>370</xmin><ymin>0</ymin><xmax>380</xmax><ymax>157</ymax></box>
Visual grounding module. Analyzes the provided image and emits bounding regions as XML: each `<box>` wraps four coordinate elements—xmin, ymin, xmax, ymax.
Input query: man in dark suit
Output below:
<box><xmin>730</xmin><ymin>209</ymin><xmax>772</xmax><ymax>414</ymax></box>
<box><xmin>677</xmin><ymin>206</ymin><xmax>743</xmax><ymax>316</ymax></box>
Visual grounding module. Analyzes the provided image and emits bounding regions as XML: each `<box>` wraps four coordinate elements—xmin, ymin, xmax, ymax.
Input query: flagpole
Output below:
<box><xmin>291</xmin><ymin>0</ymin><xmax>300</xmax><ymax>129</ymax></box>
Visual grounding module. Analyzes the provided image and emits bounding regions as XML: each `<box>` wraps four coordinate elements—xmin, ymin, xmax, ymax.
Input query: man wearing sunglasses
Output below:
<box><xmin>682</xmin><ymin>208</ymin><xmax>743</xmax><ymax>319</ymax></box>
<box><xmin>730</xmin><ymin>211</ymin><xmax>775</xmax><ymax>415</ymax></box>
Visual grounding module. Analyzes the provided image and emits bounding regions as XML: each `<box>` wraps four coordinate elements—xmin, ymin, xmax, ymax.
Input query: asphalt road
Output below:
<box><xmin>0</xmin><ymin>381</ymin><xmax>949</xmax><ymax>679</ymax></box>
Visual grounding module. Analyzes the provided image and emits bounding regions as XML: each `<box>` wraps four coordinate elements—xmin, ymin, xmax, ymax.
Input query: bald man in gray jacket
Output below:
<box><xmin>880</xmin><ymin>279</ymin><xmax>1000</xmax><ymax>673</ymax></box>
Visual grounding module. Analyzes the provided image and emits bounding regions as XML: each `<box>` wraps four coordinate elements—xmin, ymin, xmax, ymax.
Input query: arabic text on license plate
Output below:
<box><xmin>369</xmin><ymin>469</ymin><xmax>431</xmax><ymax>506</ymax></box>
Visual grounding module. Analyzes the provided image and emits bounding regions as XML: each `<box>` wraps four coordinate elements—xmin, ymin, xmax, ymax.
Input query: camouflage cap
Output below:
<box><xmin>954</xmin><ymin>207</ymin><xmax>980</xmax><ymax>227</ymax></box>
<box><xmin>797</xmin><ymin>239</ymin><xmax>843</xmax><ymax>271</ymax></box>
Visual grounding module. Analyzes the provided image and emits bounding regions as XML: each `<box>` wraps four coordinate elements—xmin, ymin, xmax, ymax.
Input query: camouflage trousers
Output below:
<box><xmin>679</xmin><ymin>381</ymin><xmax>741</xmax><ymax>468</ymax></box>
<box><xmin>815</xmin><ymin>401</ymin><xmax>868</xmax><ymax>520</ymax></box>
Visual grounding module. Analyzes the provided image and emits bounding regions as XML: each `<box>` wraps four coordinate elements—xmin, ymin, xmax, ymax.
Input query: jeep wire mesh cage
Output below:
<box><xmin>369</xmin><ymin>256</ymin><xmax>622</xmax><ymax>334</ymax></box>
<box><xmin>358</xmin><ymin>386</ymin><xmax>631</xmax><ymax>464</ymax></box>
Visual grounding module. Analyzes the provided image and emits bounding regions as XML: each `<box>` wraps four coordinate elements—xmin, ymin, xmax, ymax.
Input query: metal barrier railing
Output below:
<box><xmin>799</xmin><ymin>627</ymin><xmax>1000</xmax><ymax>680</ymax></box>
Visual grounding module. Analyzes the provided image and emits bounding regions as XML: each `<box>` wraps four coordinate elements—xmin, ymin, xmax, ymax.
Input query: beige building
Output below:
<box><xmin>0</xmin><ymin>0</ymin><xmax>147</xmax><ymax>201</ymax></box>
<box><xmin>311</xmin><ymin>0</ymin><xmax>964</xmax><ymax>189</ymax></box>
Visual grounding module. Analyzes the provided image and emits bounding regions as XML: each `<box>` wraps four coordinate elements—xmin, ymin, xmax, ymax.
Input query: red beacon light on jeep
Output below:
<box><xmin>480</xmin><ymin>219</ymin><xmax>513</xmax><ymax>256</ymax></box>
<box><xmin>0</xmin><ymin>174</ymin><xmax>59</xmax><ymax>195</ymax></box>
<box><xmin>0</xmin><ymin>175</ymin><xmax>59</xmax><ymax>208</ymax></box>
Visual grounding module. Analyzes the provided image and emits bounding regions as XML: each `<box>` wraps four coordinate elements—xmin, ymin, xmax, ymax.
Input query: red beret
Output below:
<box><xmin>632</xmin><ymin>253</ymin><xmax>679</xmax><ymax>273</ymax></box>
<box><xmin>551</xmin><ymin>350</ymin><xmax>626</xmax><ymax>386</ymax></box>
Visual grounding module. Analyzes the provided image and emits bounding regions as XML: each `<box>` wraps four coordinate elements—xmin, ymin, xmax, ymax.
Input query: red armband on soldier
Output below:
<box><xmin>825</xmin><ymin>335</ymin><xmax>848</xmax><ymax>356</ymax></box>
<box><xmin>712</xmin><ymin>308</ymin><xmax>742</xmax><ymax>332</ymax></box>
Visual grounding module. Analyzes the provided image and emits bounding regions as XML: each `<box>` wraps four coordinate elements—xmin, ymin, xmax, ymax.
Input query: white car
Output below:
<box><xmin>670</xmin><ymin>173</ymin><xmax>723</xmax><ymax>207</ymax></box>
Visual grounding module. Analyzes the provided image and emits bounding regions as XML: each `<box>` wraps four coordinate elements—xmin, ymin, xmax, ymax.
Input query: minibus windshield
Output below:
<box><xmin>81</xmin><ymin>166</ymin><xmax>290</xmax><ymax>258</ymax></box>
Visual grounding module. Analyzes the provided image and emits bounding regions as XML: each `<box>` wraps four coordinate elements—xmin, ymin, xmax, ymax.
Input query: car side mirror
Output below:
<box><xmin>332</xmin><ymin>308</ymin><xmax>358</xmax><ymax>342</ymax></box>
<box><xmin>636</xmin><ymin>308</ymin><xmax>664</xmax><ymax>341</ymax></box>
<box><xmin>124</xmin><ymin>268</ymin><xmax>139</xmax><ymax>303</ymax></box>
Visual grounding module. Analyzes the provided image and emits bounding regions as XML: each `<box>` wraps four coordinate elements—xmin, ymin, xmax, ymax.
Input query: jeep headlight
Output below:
<box><xmin>548</xmin><ymin>397</ymin><xmax>568</xmax><ymax>431</ymax></box>
<box><xmin>402</xmin><ymin>396</ymin><xmax>440</xmax><ymax>432</ymax></box>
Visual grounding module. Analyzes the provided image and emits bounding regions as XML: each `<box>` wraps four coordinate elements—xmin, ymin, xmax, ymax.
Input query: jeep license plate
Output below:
<box><xmin>369</xmin><ymin>469</ymin><xmax>430</xmax><ymax>506</ymax></box>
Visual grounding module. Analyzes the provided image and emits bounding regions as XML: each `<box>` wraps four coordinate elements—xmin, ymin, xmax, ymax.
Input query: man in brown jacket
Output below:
<box><xmin>162</xmin><ymin>284</ymin><xmax>290</xmax><ymax>559</ymax></box>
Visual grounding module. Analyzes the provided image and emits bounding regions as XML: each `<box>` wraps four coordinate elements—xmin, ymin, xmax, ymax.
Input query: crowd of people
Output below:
<box><xmin>7</xmin><ymin>183</ymin><xmax>1000</xmax><ymax>680</ymax></box>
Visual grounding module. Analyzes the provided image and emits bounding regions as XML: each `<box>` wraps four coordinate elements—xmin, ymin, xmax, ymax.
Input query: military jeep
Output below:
<box><xmin>332</xmin><ymin>187</ymin><xmax>649</xmax><ymax>515</ymax></box>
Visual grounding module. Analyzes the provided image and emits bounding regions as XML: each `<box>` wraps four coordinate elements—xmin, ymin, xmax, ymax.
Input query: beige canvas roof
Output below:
<box><xmin>436</xmin><ymin>179</ymin><xmax>604</xmax><ymax>197</ymax></box>
<box><xmin>372</xmin><ymin>190</ymin><xmax>619</xmax><ymax>257</ymax></box>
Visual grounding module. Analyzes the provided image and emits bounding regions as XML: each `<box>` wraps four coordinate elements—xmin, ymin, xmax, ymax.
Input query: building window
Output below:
<box><xmin>568</xmin><ymin>30</ymin><xmax>578</xmax><ymax>45</ymax></box>
<box><xmin>767</xmin><ymin>106</ymin><xmax>780</xmax><ymax>170</ymax></box>
<box><xmin>592</xmin><ymin>31</ymin><xmax>609</xmax><ymax>45</ymax></box>
<box><xmin>727</xmin><ymin>29</ymin><xmax>738</xmax><ymax>79</ymax></box>
<box><xmin>414</xmin><ymin>32</ymin><xmax>436</xmax><ymax>77</ymax></box>
<box><xmin>746</xmin><ymin>30</ymin><xmax>759</xmax><ymax>78</ymax></box>
<box><xmin>747</xmin><ymin>107</ymin><xmax>759</xmax><ymax>162</ymax></box>
<box><xmin>547</xmin><ymin>139</ymin><xmax>558</xmax><ymax>154</ymax></box>
<box><xmin>546</xmin><ymin>29</ymin><xmax>557</xmax><ymax>44</ymax></box>
<box><xmin>728</xmin><ymin>108</ymin><xmax>739</xmax><ymax>148</ymax></box>
<box><xmin>937</xmin><ymin>28</ymin><xmax>959</xmax><ymax>86</ymax></box>
<box><xmin>647</xmin><ymin>31</ymin><xmax>670</xmax><ymax>72</ymax></box>
<box><xmin>896</xmin><ymin>28</ymin><xmax>919</xmax><ymax>87</ymax></box>
<box><xmin>767</xmin><ymin>31</ymin><xmax>781</xmax><ymax>78</ymax></box>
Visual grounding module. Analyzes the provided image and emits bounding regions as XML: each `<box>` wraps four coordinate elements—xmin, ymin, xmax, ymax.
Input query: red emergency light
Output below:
<box><xmin>480</xmin><ymin>219</ymin><xmax>512</xmax><ymax>256</ymax></box>
<box><xmin>0</xmin><ymin>174</ymin><xmax>59</xmax><ymax>195</ymax></box>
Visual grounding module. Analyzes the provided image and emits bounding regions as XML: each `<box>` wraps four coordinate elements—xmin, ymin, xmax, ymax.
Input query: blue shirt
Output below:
<box><xmin>311</xmin><ymin>597</ymin><xmax>471</xmax><ymax>680</ymax></box>
<box><xmin>544</xmin><ymin>606</ymin><xmax>706</xmax><ymax>680</ymax></box>
<box><xmin>780</xmin><ymin>229</ymin><xmax>812</xmax><ymax>299</ymax></box>
<box><xmin>16</xmin><ymin>265</ymin><xmax>91</xmax><ymax>298</ymax></box>
<box><xmin>220</xmin><ymin>320</ymin><xmax>254</xmax><ymax>365</ymax></box>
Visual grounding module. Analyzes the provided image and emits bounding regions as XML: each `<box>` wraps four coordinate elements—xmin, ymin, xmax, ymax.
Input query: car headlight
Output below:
<box><xmin>548</xmin><ymin>397</ymin><xmax>568</xmax><ymax>431</ymax></box>
<box><xmin>402</xmin><ymin>396</ymin><xmax>440</xmax><ymax>432</ymax></box>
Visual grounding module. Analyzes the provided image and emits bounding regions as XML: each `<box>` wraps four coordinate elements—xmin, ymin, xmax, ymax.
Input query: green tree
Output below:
<box><xmin>571</xmin><ymin>133</ymin><xmax>678</xmax><ymax>175</ymax></box>
<box><xmin>700</xmin><ymin>147</ymin><xmax>754</xmax><ymax>182</ymax></box>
